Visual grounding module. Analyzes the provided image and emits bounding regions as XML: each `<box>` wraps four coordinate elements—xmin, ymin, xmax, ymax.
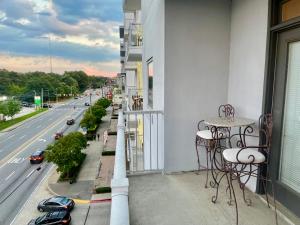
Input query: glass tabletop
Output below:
<box><xmin>204</xmin><ymin>117</ymin><xmax>255</xmax><ymax>128</ymax></box>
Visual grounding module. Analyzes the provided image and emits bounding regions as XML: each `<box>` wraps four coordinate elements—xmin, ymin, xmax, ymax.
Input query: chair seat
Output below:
<box><xmin>196</xmin><ymin>130</ymin><xmax>227</xmax><ymax>140</ymax></box>
<box><xmin>196</xmin><ymin>130</ymin><xmax>214</xmax><ymax>139</ymax></box>
<box><xmin>223</xmin><ymin>148</ymin><xmax>266</xmax><ymax>164</ymax></box>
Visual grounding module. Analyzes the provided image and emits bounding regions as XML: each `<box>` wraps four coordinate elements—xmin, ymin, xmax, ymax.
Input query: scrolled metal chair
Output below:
<box><xmin>195</xmin><ymin>104</ymin><xmax>235</xmax><ymax>188</ymax></box>
<box><xmin>222</xmin><ymin>114</ymin><xmax>277</xmax><ymax>225</ymax></box>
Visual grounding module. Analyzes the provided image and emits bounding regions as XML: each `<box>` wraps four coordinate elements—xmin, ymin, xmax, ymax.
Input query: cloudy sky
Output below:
<box><xmin>0</xmin><ymin>0</ymin><xmax>122</xmax><ymax>77</ymax></box>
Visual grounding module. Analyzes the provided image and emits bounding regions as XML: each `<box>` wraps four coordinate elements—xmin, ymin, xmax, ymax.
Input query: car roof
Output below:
<box><xmin>46</xmin><ymin>211</ymin><xmax>68</xmax><ymax>219</ymax></box>
<box><xmin>48</xmin><ymin>196</ymin><xmax>69</xmax><ymax>203</ymax></box>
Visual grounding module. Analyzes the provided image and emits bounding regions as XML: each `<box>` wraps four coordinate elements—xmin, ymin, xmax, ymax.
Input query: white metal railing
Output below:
<box><xmin>124</xmin><ymin>110</ymin><xmax>164</xmax><ymax>173</ymax></box>
<box><xmin>110</xmin><ymin>111</ymin><xmax>129</xmax><ymax>225</ymax></box>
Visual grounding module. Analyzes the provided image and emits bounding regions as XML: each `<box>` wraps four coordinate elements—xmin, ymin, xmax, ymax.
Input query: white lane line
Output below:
<box><xmin>19</xmin><ymin>135</ymin><xmax>26</xmax><ymax>140</ymax></box>
<box><xmin>5</xmin><ymin>171</ymin><xmax>15</xmax><ymax>181</ymax></box>
<box><xmin>26</xmin><ymin>169</ymin><xmax>35</xmax><ymax>178</ymax></box>
<box><xmin>9</xmin><ymin>165</ymin><xmax>54</xmax><ymax>225</ymax></box>
<box><xmin>6</xmin><ymin>134</ymin><xmax>15</xmax><ymax>140</ymax></box>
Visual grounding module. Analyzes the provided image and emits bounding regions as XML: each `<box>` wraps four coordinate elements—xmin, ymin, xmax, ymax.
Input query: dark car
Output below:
<box><xmin>54</xmin><ymin>132</ymin><xmax>63</xmax><ymax>140</ymax></box>
<box><xmin>66</xmin><ymin>119</ymin><xmax>75</xmax><ymax>125</ymax></box>
<box><xmin>22</xmin><ymin>102</ymin><xmax>30</xmax><ymax>107</ymax></box>
<box><xmin>28</xmin><ymin>211</ymin><xmax>71</xmax><ymax>225</ymax></box>
<box><xmin>74</xmin><ymin>96</ymin><xmax>78</xmax><ymax>99</ymax></box>
<box><xmin>30</xmin><ymin>150</ymin><xmax>45</xmax><ymax>164</ymax></box>
<box><xmin>37</xmin><ymin>196</ymin><xmax>75</xmax><ymax>212</ymax></box>
<box><xmin>84</xmin><ymin>102</ymin><xmax>90</xmax><ymax>106</ymax></box>
<box><xmin>42</xmin><ymin>103</ymin><xmax>52</xmax><ymax>108</ymax></box>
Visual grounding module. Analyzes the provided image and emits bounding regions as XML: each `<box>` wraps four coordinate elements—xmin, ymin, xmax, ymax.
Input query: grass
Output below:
<box><xmin>0</xmin><ymin>108</ymin><xmax>47</xmax><ymax>131</ymax></box>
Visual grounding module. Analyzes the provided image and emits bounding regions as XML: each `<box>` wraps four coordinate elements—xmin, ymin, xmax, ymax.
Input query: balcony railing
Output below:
<box><xmin>110</xmin><ymin>111</ymin><xmax>129</xmax><ymax>225</ymax></box>
<box><xmin>125</xmin><ymin>23</ymin><xmax>142</xmax><ymax>62</ymax></box>
<box><xmin>124</xmin><ymin>110</ymin><xmax>164</xmax><ymax>173</ymax></box>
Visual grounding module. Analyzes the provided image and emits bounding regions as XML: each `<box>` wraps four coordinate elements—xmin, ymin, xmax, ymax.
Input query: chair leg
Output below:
<box><xmin>225</xmin><ymin>170</ymin><xmax>233</xmax><ymax>206</ymax></box>
<box><xmin>229</xmin><ymin>163</ymin><xmax>239</xmax><ymax>225</ymax></box>
<box><xmin>195</xmin><ymin>136</ymin><xmax>201</xmax><ymax>173</ymax></box>
<box><xmin>205</xmin><ymin>146</ymin><xmax>209</xmax><ymax>188</ymax></box>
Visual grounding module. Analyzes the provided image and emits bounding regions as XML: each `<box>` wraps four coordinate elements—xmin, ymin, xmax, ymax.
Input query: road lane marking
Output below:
<box><xmin>9</xmin><ymin>164</ymin><xmax>54</xmax><ymax>225</ymax></box>
<box><xmin>6</xmin><ymin>134</ymin><xmax>15</xmax><ymax>140</ymax></box>
<box><xmin>26</xmin><ymin>169</ymin><xmax>35</xmax><ymax>178</ymax></box>
<box><xmin>5</xmin><ymin>171</ymin><xmax>15</xmax><ymax>181</ymax></box>
<box><xmin>19</xmin><ymin>135</ymin><xmax>26</xmax><ymax>140</ymax></box>
<box><xmin>0</xmin><ymin>111</ymin><xmax>73</xmax><ymax>169</ymax></box>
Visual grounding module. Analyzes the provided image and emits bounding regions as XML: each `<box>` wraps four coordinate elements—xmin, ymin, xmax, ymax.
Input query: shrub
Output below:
<box><xmin>102</xmin><ymin>151</ymin><xmax>115</xmax><ymax>156</ymax></box>
<box><xmin>95</xmin><ymin>186</ymin><xmax>111</xmax><ymax>194</ymax></box>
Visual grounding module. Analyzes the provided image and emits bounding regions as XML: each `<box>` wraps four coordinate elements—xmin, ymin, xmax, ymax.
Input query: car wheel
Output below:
<box><xmin>38</xmin><ymin>207</ymin><xmax>44</xmax><ymax>212</ymax></box>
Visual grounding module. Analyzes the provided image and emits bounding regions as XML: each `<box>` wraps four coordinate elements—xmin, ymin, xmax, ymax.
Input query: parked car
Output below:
<box><xmin>28</xmin><ymin>211</ymin><xmax>71</xmax><ymax>225</ymax></box>
<box><xmin>66</xmin><ymin>119</ymin><xmax>75</xmax><ymax>125</ymax></box>
<box><xmin>54</xmin><ymin>132</ymin><xmax>63</xmax><ymax>140</ymax></box>
<box><xmin>84</xmin><ymin>102</ymin><xmax>90</xmax><ymax>106</ymax></box>
<box><xmin>74</xmin><ymin>96</ymin><xmax>78</xmax><ymax>99</ymax></box>
<box><xmin>42</xmin><ymin>103</ymin><xmax>52</xmax><ymax>108</ymax></box>
<box><xmin>22</xmin><ymin>102</ymin><xmax>30</xmax><ymax>107</ymax></box>
<box><xmin>37</xmin><ymin>196</ymin><xmax>75</xmax><ymax>212</ymax></box>
<box><xmin>29</xmin><ymin>150</ymin><xmax>45</xmax><ymax>164</ymax></box>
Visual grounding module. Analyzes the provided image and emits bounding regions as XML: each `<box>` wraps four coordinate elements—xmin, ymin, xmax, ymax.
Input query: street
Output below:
<box><xmin>0</xmin><ymin>93</ymin><xmax>100</xmax><ymax>225</ymax></box>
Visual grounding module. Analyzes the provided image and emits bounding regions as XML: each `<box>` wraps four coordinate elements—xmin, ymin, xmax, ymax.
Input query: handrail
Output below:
<box><xmin>110</xmin><ymin>111</ymin><xmax>130</xmax><ymax>225</ymax></box>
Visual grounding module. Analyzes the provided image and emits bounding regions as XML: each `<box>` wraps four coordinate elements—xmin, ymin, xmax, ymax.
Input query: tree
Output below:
<box><xmin>45</xmin><ymin>132</ymin><xmax>87</xmax><ymax>178</ymax></box>
<box><xmin>91</xmin><ymin>104</ymin><xmax>106</xmax><ymax>123</ymax></box>
<box><xmin>80</xmin><ymin>111</ymin><xmax>97</xmax><ymax>130</ymax></box>
<box><xmin>96</xmin><ymin>98</ymin><xmax>112</xmax><ymax>109</ymax></box>
<box><xmin>7</xmin><ymin>84</ymin><xmax>26</xmax><ymax>97</ymax></box>
<box><xmin>0</xmin><ymin>100</ymin><xmax>21</xmax><ymax>118</ymax></box>
<box><xmin>6</xmin><ymin>100</ymin><xmax>21</xmax><ymax>118</ymax></box>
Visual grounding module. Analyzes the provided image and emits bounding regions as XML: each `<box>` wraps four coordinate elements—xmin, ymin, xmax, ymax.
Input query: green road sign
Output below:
<box><xmin>34</xmin><ymin>96</ymin><xmax>41</xmax><ymax>106</ymax></box>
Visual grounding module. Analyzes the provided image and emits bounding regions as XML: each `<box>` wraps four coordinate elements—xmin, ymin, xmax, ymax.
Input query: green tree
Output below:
<box><xmin>91</xmin><ymin>104</ymin><xmax>106</xmax><ymax>123</ymax></box>
<box><xmin>0</xmin><ymin>100</ymin><xmax>21</xmax><ymax>118</ymax></box>
<box><xmin>6</xmin><ymin>100</ymin><xmax>21</xmax><ymax>118</ymax></box>
<box><xmin>80</xmin><ymin>111</ymin><xmax>97</xmax><ymax>130</ymax></box>
<box><xmin>96</xmin><ymin>98</ymin><xmax>112</xmax><ymax>109</ymax></box>
<box><xmin>7</xmin><ymin>84</ymin><xmax>26</xmax><ymax>97</ymax></box>
<box><xmin>45</xmin><ymin>132</ymin><xmax>87</xmax><ymax>178</ymax></box>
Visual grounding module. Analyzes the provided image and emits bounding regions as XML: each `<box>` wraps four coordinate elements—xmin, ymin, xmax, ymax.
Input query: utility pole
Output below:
<box><xmin>71</xmin><ymin>86</ymin><xmax>73</xmax><ymax>97</ymax></box>
<box><xmin>33</xmin><ymin>90</ymin><xmax>37</xmax><ymax>110</ymax></box>
<box><xmin>41</xmin><ymin>88</ymin><xmax>44</xmax><ymax>108</ymax></box>
<box><xmin>55</xmin><ymin>88</ymin><xmax>58</xmax><ymax>104</ymax></box>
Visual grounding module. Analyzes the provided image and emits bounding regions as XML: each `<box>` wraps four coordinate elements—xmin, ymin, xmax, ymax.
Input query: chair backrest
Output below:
<box><xmin>218</xmin><ymin>104</ymin><xmax>235</xmax><ymax>118</ymax></box>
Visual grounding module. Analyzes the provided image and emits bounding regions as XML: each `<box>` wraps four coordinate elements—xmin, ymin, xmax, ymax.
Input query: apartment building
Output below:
<box><xmin>113</xmin><ymin>0</ymin><xmax>300</xmax><ymax>224</ymax></box>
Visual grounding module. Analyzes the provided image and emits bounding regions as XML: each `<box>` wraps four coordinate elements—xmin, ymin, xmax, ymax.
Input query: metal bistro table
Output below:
<box><xmin>204</xmin><ymin>117</ymin><xmax>255</xmax><ymax>203</ymax></box>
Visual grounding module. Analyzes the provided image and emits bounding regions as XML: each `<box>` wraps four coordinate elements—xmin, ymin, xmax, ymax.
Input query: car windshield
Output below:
<box><xmin>35</xmin><ymin>215</ymin><xmax>46</xmax><ymax>224</ymax></box>
<box><xmin>54</xmin><ymin>196</ymin><xmax>69</xmax><ymax>204</ymax></box>
<box><xmin>32</xmin><ymin>151</ymin><xmax>42</xmax><ymax>156</ymax></box>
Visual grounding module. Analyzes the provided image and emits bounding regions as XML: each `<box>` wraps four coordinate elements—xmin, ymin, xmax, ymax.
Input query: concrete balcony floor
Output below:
<box><xmin>129</xmin><ymin>171</ymin><xmax>292</xmax><ymax>225</ymax></box>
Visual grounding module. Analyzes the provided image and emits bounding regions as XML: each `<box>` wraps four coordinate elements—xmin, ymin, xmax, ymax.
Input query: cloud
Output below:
<box><xmin>52</xmin><ymin>0</ymin><xmax>122</xmax><ymax>24</ymax></box>
<box><xmin>0</xmin><ymin>0</ymin><xmax>122</xmax><ymax>74</ymax></box>
<box><xmin>0</xmin><ymin>53</ymin><xmax>119</xmax><ymax>77</ymax></box>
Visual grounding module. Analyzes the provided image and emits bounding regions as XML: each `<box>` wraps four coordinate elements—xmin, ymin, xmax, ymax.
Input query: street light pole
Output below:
<box><xmin>55</xmin><ymin>88</ymin><xmax>58</xmax><ymax>104</ymax></box>
<box><xmin>41</xmin><ymin>88</ymin><xmax>44</xmax><ymax>108</ymax></box>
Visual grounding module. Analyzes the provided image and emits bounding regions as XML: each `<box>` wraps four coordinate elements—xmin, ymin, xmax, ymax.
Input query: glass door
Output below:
<box><xmin>271</xmin><ymin>27</ymin><xmax>300</xmax><ymax>217</ymax></box>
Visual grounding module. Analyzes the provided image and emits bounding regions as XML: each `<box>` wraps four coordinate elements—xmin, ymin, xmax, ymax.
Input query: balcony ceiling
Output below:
<box><xmin>123</xmin><ymin>0</ymin><xmax>141</xmax><ymax>11</ymax></box>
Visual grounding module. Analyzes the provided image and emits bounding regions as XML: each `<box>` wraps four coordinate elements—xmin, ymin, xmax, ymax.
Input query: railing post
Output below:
<box><xmin>110</xmin><ymin>111</ymin><xmax>130</xmax><ymax>225</ymax></box>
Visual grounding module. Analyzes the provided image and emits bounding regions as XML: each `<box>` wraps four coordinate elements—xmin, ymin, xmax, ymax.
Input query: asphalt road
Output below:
<box><xmin>0</xmin><ymin>92</ymin><xmax>100</xmax><ymax>225</ymax></box>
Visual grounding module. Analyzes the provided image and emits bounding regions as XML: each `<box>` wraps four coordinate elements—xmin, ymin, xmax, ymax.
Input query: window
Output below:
<box><xmin>147</xmin><ymin>58</ymin><xmax>153</xmax><ymax>108</ymax></box>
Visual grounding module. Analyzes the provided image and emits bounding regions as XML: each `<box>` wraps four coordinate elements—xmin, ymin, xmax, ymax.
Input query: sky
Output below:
<box><xmin>0</xmin><ymin>0</ymin><xmax>122</xmax><ymax>77</ymax></box>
